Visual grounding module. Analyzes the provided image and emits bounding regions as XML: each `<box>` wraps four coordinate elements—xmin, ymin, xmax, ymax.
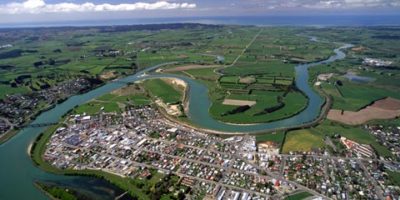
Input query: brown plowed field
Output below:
<box><xmin>370</xmin><ymin>97</ymin><xmax>400</xmax><ymax>110</ymax></box>
<box><xmin>327</xmin><ymin>97</ymin><xmax>400</xmax><ymax>125</ymax></box>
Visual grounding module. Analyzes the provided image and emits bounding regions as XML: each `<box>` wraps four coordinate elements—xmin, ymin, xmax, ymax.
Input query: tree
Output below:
<box><xmin>49</xmin><ymin>58</ymin><xmax>56</xmax><ymax>65</ymax></box>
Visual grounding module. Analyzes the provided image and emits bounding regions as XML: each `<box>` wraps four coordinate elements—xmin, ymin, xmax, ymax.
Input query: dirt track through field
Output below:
<box><xmin>327</xmin><ymin>97</ymin><xmax>400</xmax><ymax>125</ymax></box>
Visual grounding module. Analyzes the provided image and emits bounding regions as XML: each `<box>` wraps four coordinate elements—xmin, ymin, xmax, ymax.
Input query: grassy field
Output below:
<box><xmin>73</xmin><ymin>101</ymin><xmax>121</xmax><ymax>115</ymax></box>
<box><xmin>209</xmin><ymin>91</ymin><xmax>308</xmax><ymax>124</ymax></box>
<box><xmin>185</xmin><ymin>68</ymin><xmax>220</xmax><ymax>80</ymax></box>
<box><xmin>386</xmin><ymin>170</ymin><xmax>400</xmax><ymax>186</ymax></box>
<box><xmin>225</xmin><ymin>61</ymin><xmax>296</xmax><ymax>77</ymax></box>
<box><xmin>142</xmin><ymin>79</ymin><xmax>183</xmax><ymax>104</ymax></box>
<box><xmin>220</xmin><ymin>76</ymin><xmax>238</xmax><ymax>83</ymax></box>
<box><xmin>0</xmin><ymin>84</ymin><xmax>30</xmax><ymax>99</ymax></box>
<box><xmin>255</xmin><ymin>131</ymin><xmax>286</xmax><ymax>144</ymax></box>
<box><xmin>282</xmin><ymin>129</ymin><xmax>325</xmax><ymax>153</ymax></box>
<box><xmin>284</xmin><ymin>192</ymin><xmax>313</xmax><ymax>200</ymax></box>
<box><xmin>280</xmin><ymin>119</ymin><xmax>393</xmax><ymax>158</ymax></box>
<box><xmin>72</xmin><ymin>84</ymin><xmax>151</xmax><ymax>115</ymax></box>
<box><xmin>321</xmin><ymin>81</ymin><xmax>400</xmax><ymax>111</ymax></box>
<box><xmin>313</xmin><ymin>120</ymin><xmax>393</xmax><ymax>158</ymax></box>
<box><xmin>367</xmin><ymin>118</ymin><xmax>400</xmax><ymax>127</ymax></box>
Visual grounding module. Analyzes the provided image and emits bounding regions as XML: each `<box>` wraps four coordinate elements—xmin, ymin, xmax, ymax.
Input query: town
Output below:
<box><xmin>44</xmin><ymin>105</ymin><xmax>400</xmax><ymax>200</ymax></box>
<box><xmin>0</xmin><ymin>77</ymin><xmax>102</xmax><ymax>137</ymax></box>
<box><xmin>366</xmin><ymin>125</ymin><xmax>400</xmax><ymax>161</ymax></box>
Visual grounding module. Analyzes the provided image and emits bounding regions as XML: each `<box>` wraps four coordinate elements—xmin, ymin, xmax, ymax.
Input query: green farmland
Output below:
<box><xmin>72</xmin><ymin>84</ymin><xmax>151</xmax><ymax>115</ymax></box>
<box><xmin>319</xmin><ymin>81</ymin><xmax>400</xmax><ymax>111</ymax></box>
<box><xmin>159</xmin><ymin>28</ymin><xmax>336</xmax><ymax>124</ymax></box>
<box><xmin>142</xmin><ymin>79</ymin><xmax>183</xmax><ymax>104</ymax></box>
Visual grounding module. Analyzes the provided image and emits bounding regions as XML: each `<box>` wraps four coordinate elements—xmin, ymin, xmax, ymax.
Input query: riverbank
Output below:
<box><xmin>33</xmin><ymin>182</ymin><xmax>63</xmax><ymax>200</ymax></box>
<box><xmin>0</xmin><ymin>129</ymin><xmax>18</xmax><ymax>144</ymax></box>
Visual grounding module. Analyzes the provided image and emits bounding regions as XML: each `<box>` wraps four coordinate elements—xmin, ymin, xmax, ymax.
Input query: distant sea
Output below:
<box><xmin>1</xmin><ymin>15</ymin><xmax>400</xmax><ymax>28</ymax></box>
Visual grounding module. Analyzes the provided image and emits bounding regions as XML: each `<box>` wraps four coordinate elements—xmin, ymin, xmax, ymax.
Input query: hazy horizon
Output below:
<box><xmin>1</xmin><ymin>15</ymin><xmax>400</xmax><ymax>28</ymax></box>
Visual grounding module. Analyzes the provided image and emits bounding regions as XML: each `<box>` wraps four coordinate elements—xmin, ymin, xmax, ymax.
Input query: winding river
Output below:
<box><xmin>0</xmin><ymin>40</ymin><xmax>352</xmax><ymax>199</ymax></box>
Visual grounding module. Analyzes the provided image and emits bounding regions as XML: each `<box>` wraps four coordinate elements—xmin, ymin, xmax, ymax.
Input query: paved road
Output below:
<box><xmin>0</xmin><ymin>117</ymin><xmax>14</xmax><ymax>139</ymax></box>
<box><xmin>0</xmin><ymin>117</ymin><xmax>13</xmax><ymax>129</ymax></box>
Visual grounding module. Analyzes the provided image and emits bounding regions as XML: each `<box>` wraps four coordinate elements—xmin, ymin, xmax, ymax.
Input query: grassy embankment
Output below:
<box><xmin>35</xmin><ymin>182</ymin><xmax>78</xmax><ymax>200</ymax></box>
<box><xmin>0</xmin><ymin>129</ymin><xmax>18</xmax><ymax>144</ymax></box>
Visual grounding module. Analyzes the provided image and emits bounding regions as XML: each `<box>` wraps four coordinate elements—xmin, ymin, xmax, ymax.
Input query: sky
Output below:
<box><xmin>0</xmin><ymin>0</ymin><xmax>399</xmax><ymax>24</ymax></box>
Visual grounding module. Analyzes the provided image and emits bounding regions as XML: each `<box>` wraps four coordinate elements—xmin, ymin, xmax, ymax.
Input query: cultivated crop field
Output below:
<box><xmin>327</xmin><ymin>97</ymin><xmax>400</xmax><ymax>125</ymax></box>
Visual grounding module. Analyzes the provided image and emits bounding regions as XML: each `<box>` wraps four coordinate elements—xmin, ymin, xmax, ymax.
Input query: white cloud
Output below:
<box><xmin>0</xmin><ymin>0</ymin><xmax>197</xmax><ymax>14</ymax></box>
<box><xmin>248</xmin><ymin>0</ymin><xmax>400</xmax><ymax>9</ymax></box>
<box><xmin>308</xmin><ymin>0</ymin><xmax>400</xmax><ymax>9</ymax></box>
